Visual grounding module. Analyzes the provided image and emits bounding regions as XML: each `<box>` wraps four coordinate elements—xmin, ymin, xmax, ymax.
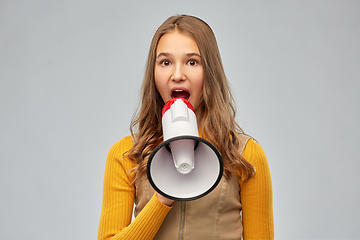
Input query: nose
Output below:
<box><xmin>171</xmin><ymin>64</ymin><xmax>186</xmax><ymax>82</ymax></box>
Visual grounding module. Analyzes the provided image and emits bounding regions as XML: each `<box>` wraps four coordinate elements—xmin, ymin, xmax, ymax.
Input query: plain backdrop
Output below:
<box><xmin>1</xmin><ymin>1</ymin><xmax>359</xmax><ymax>239</ymax></box>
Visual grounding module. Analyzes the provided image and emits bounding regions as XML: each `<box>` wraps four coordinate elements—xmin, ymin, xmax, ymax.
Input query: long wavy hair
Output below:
<box><xmin>127</xmin><ymin>14</ymin><xmax>255</xmax><ymax>183</ymax></box>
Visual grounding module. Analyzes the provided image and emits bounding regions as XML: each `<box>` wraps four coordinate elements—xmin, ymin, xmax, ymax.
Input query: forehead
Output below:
<box><xmin>156</xmin><ymin>31</ymin><xmax>200</xmax><ymax>55</ymax></box>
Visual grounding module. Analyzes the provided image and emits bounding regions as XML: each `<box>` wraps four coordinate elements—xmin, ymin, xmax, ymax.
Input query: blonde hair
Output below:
<box><xmin>127</xmin><ymin>15</ymin><xmax>255</xmax><ymax>182</ymax></box>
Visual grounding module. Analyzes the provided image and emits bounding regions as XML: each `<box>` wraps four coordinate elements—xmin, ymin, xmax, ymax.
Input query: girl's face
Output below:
<box><xmin>154</xmin><ymin>31</ymin><xmax>204</xmax><ymax>115</ymax></box>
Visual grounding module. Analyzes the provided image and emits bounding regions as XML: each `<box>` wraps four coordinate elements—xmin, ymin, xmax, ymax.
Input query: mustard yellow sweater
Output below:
<box><xmin>98</xmin><ymin>136</ymin><xmax>274</xmax><ymax>240</ymax></box>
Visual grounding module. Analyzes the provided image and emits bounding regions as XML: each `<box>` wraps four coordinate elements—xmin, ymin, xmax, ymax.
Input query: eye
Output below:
<box><xmin>187</xmin><ymin>59</ymin><xmax>198</xmax><ymax>66</ymax></box>
<box><xmin>160</xmin><ymin>60</ymin><xmax>171</xmax><ymax>67</ymax></box>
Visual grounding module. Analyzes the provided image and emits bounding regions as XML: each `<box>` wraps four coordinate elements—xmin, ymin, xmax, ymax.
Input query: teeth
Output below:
<box><xmin>172</xmin><ymin>89</ymin><xmax>190</xmax><ymax>100</ymax></box>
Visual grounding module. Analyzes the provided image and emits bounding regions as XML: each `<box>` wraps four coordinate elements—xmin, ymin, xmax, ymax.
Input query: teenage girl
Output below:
<box><xmin>97</xmin><ymin>14</ymin><xmax>274</xmax><ymax>240</ymax></box>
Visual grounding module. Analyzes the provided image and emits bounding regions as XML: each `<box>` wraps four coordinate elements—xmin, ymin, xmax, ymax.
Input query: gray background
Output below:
<box><xmin>1</xmin><ymin>0</ymin><xmax>359</xmax><ymax>239</ymax></box>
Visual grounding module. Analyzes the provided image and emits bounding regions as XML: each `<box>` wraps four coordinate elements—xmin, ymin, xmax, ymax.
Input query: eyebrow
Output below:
<box><xmin>156</xmin><ymin>52</ymin><xmax>201</xmax><ymax>59</ymax></box>
<box><xmin>156</xmin><ymin>52</ymin><xmax>170</xmax><ymax>59</ymax></box>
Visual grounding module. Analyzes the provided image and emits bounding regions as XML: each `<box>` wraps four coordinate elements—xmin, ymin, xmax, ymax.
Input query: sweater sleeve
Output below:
<box><xmin>240</xmin><ymin>139</ymin><xmax>274</xmax><ymax>240</ymax></box>
<box><xmin>97</xmin><ymin>136</ymin><xmax>172</xmax><ymax>240</ymax></box>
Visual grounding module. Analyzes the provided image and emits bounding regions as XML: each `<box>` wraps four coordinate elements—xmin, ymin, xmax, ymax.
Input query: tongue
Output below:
<box><xmin>172</xmin><ymin>91</ymin><xmax>190</xmax><ymax>99</ymax></box>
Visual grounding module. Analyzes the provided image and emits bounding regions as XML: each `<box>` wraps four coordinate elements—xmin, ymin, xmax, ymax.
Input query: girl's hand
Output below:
<box><xmin>156</xmin><ymin>192</ymin><xmax>174</xmax><ymax>206</ymax></box>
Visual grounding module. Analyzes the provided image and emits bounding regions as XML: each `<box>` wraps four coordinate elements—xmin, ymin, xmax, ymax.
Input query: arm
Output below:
<box><xmin>97</xmin><ymin>136</ymin><xmax>172</xmax><ymax>240</ymax></box>
<box><xmin>240</xmin><ymin>139</ymin><xmax>274</xmax><ymax>240</ymax></box>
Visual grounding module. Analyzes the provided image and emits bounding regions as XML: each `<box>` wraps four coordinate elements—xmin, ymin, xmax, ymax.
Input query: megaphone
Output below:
<box><xmin>147</xmin><ymin>98</ymin><xmax>223</xmax><ymax>201</ymax></box>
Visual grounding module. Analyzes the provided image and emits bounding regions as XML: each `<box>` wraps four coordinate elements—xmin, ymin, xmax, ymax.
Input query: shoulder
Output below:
<box><xmin>241</xmin><ymin>137</ymin><xmax>271</xmax><ymax>179</ymax></box>
<box><xmin>102</xmin><ymin>136</ymin><xmax>137</xmax><ymax>194</ymax></box>
<box><xmin>241</xmin><ymin>138</ymin><xmax>271</xmax><ymax>184</ymax></box>
<box><xmin>236</xmin><ymin>134</ymin><xmax>252</xmax><ymax>154</ymax></box>
<box><xmin>107</xmin><ymin>136</ymin><xmax>135</xmax><ymax>165</ymax></box>
<box><xmin>236</xmin><ymin>134</ymin><xmax>266</xmax><ymax>160</ymax></box>
<box><xmin>242</xmin><ymin>138</ymin><xmax>267</xmax><ymax>165</ymax></box>
<box><xmin>109</xmin><ymin>135</ymin><xmax>134</xmax><ymax>153</ymax></box>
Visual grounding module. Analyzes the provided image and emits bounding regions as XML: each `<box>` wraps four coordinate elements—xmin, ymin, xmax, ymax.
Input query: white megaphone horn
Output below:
<box><xmin>147</xmin><ymin>98</ymin><xmax>223</xmax><ymax>201</ymax></box>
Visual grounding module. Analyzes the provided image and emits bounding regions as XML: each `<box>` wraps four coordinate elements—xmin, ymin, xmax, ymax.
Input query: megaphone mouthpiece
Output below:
<box><xmin>162</xmin><ymin>98</ymin><xmax>199</xmax><ymax>141</ymax></box>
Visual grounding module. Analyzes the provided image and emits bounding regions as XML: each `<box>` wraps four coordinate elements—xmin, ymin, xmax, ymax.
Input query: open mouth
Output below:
<box><xmin>171</xmin><ymin>89</ymin><xmax>190</xmax><ymax>100</ymax></box>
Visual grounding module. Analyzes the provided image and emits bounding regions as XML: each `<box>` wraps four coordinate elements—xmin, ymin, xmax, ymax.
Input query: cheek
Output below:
<box><xmin>154</xmin><ymin>68</ymin><xmax>169</xmax><ymax>101</ymax></box>
<box><xmin>154</xmin><ymin>66</ymin><xmax>168</xmax><ymax>84</ymax></box>
<box><xmin>154</xmin><ymin>66</ymin><xmax>160</xmax><ymax>84</ymax></box>
<box><xmin>154</xmin><ymin>68</ymin><xmax>163</xmax><ymax>88</ymax></box>
<box><xmin>193</xmin><ymin>70</ymin><xmax>204</xmax><ymax>95</ymax></box>
<box><xmin>191</xmin><ymin>72</ymin><xmax>204</xmax><ymax>110</ymax></box>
